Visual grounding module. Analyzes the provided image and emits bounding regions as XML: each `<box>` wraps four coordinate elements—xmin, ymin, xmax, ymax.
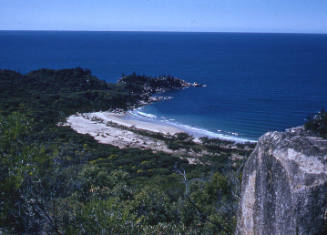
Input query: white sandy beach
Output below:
<box><xmin>64</xmin><ymin>111</ymin><xmax>186</xmax><ymax>154</ymax></box>
<box><xmin>63</xmin><ymin>111</ymin><xmax>252</xmax><ymax>163</ymax></box>
<box><xmin>93</xmin><ymin>111</ymin><xmax>184</xmax><ymax>135</ymax></box>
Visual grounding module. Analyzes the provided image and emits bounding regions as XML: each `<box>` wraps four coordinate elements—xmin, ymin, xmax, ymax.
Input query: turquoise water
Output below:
<box><xmin>1</xmin><ymin>31</ymin><xmax>327</xmax><ymax>141</ymax></box>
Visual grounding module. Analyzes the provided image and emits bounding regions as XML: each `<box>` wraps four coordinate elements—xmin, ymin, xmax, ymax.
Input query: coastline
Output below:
<box><xmin>127</xmin><ymin>107</ymin><xmax>257</xmax><ymax>143</ymax></box>
<box><xmin>64</xmin><ymin>111</ymin><xmax>186</xmax><ymax>155</ymax></box>
<box><xmin>85</xmin><ymin>111</ymin><xmax>184</xmax><ymax>136</ymax></box>
<box><xmin>61</xmin><ymin>72</ymin><xmax>256</xmax><ymax>154</ymax></box>
<box><xmin>64</xmin><ymin>108</ymin><xmax>256</xmax><ymax>155</ymax></box>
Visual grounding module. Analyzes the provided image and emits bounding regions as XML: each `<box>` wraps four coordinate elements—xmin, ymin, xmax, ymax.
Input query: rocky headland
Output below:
<box><xmin>236</xmin><ymin>127</ymin><xmax>327</xmax><ymax>235</ymax></box>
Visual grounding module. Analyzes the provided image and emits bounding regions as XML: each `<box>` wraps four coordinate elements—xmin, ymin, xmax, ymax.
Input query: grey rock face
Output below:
<box><xmin>236</xmin><ymin>127</ymin><xmax>327</xmax><ymax>235</ymax></box>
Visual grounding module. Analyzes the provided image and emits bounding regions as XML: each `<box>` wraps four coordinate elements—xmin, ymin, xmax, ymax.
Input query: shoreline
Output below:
<box><xmin>64</xmin><ymin>111</ymin><xmax>189</xmax><ymax>155</ymax></box>
<box><xmin>127</xmin><ymin>108</ymin><xmax>257</xmax><ymax>143</ymax></box>
<box><xmin>88</xmin><ymin>111</ymin><xmax>185</xmax><ymax>136</ymax></box>
<box><xmin>63</xmin><ymin>110</ymin><xmax>256</xmax><ymax>160</ymax></box>
<box><xmin>62</xmin><ymin>74</ymin><xmax>256</xmax><ymax>155</ymax></box>
<box><xmin>64</xmin><ymin>109</ymin><xmax>256</xmax><ymax>151</ymax></box>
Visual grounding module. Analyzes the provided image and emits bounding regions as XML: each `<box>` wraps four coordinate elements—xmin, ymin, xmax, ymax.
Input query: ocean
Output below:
<box><xmin>1</xmin><ymin>30</ymin><xmax>327</xmax><ymax>141</ymax></box>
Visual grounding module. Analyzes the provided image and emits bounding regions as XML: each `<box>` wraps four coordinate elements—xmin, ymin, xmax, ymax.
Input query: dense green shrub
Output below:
<box><xmin>0</xmin><ymin>68</ymin><xmax>248</xmax><ymax>234</ymax></box>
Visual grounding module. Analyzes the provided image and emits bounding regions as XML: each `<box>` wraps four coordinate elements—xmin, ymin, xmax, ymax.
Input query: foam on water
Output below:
<box><xmin>1</xmin><ymin>31</ymin><xmax>326</xmax><ymax>139</ymax></box>
<box><xmin>127</xmin><ymin>108</ymin><xmax>256</xmax><ymax>143</ymax></box>
<box><xmin>135</xmin><ymin>111</ymin><xmax>157</xmax><ymax>119</ymax></box>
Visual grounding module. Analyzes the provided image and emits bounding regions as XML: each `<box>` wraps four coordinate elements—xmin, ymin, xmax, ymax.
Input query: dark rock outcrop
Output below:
<box><xmin>236</xmin><ymin>127</ymin><xmax>327</xmax><ymax>235</ymax></box>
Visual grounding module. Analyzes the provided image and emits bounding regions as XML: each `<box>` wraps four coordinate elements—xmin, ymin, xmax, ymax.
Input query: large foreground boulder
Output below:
<box><xmin>236</xmin><ymin>127</ymin><xmax>327</xmax><ymax>235</ymax></box>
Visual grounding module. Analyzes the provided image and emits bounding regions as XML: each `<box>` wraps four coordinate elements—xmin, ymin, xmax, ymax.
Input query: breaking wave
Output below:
<box><xmin>127</xmin><ymin>109</ymin><xmax>256</xmax><ymax>143</ymax></box>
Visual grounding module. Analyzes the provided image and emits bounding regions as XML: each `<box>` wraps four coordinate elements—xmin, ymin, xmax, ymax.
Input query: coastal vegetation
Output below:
<box><xmin>0</xmin><ymin>68</ymin><xmax>252</xmax><ymax>234</ymax></box>
<box><xmin>118</xmin><ymin>73</ymin><xmax>196</xmax><ymax>93</ymax></box>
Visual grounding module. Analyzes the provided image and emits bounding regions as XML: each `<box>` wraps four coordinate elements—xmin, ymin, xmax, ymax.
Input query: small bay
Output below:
<box><xmin>1</xmin><ymin>30</ymin><xmax>326</xmax><ymax>140</ymax></box>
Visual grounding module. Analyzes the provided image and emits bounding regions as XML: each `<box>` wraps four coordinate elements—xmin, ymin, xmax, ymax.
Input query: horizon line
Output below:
<box><xmin>0</xmin><ymin>29</ymin><xmax>326</xmax><ymax>35</ymax></box>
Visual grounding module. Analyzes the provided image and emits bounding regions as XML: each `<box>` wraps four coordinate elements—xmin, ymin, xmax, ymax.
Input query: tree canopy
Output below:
<box><xmin>0</xmin><ymin>68</ymin><xmax>251</xmax><ymax>234</ymax></box>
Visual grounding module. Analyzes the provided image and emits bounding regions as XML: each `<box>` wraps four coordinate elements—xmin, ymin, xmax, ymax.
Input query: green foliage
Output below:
<box><xmin>0</xmin><ymin>111</ymin><xmax>240</xmax><ymax>234</ymax></box>
<box><xmin>0</xmin><ymin>68</ymin><xmax>144</xmax><ymax>125</ymax></box>
<box><xmin>119</xmin><ymin>73</ymin><xmax>188</xmax><ymax>93</ymax></box>
<box><xmin>175</xmin><ymin>132</ymin><xmax>193</xmax><ymax>141</ymax></box>
<box><xmin>0</xmin><ymin>113</ymin><xmax>51</xmax><ymax>232</ymax></box>
<box><xmin>205</xmin><ymin>173</ymin><xmax>230</xmax><ymax>201</ymax></box>
<box><xmin>0</xmin><ymin>68</ymin><xmax>248</xmax><ymax>234</ymax></box>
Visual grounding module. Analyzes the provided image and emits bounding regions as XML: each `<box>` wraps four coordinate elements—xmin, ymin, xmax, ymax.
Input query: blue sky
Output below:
<box><xmin>0</xmin><ymin>0</ymin><xmax>326</xmax><ymax>33</ymax></box>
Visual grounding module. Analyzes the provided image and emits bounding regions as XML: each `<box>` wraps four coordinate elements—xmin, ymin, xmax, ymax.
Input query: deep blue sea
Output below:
<box><xmin>1</xmin><ymin>31</ymin><xmax>327</xmax><ymax>141</ymax></box>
